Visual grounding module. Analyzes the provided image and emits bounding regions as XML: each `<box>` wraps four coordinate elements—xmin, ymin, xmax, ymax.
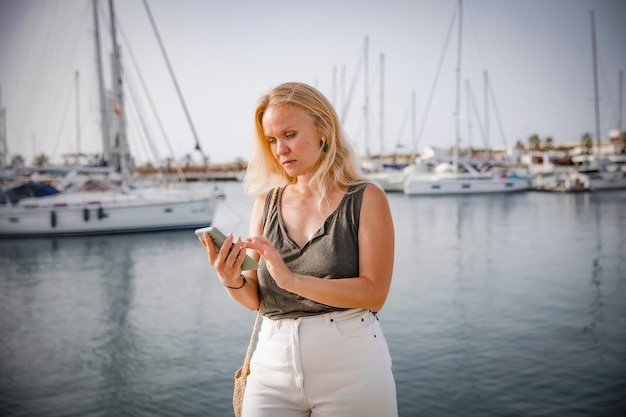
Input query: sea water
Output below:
<box><xmin>1</xmin><ymin>182</ymin><xmax>625</xmax><ymax>417</ymax></box>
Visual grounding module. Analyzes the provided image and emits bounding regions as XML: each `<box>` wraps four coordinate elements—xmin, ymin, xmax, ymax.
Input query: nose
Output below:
<box><xmin>275</xmin><ymin>139</ymin><xmax>289</xmax><ymax>155</ymax></box>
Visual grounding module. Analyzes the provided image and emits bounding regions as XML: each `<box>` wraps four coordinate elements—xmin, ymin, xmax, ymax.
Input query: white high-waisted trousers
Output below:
<box><xmin>241</xmin><ymin>308</ymin><xmax>398</xmax><ymax>417</ymax></box>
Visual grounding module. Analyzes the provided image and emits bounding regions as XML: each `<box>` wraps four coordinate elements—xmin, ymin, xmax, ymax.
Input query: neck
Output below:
<box><xmin>292</xmin><ymin>174</ymin><xmax>315</xmax><ymax>193</ymax></box>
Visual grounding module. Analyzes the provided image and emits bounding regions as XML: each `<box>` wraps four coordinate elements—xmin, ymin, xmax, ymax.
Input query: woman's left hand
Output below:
<box><xmin>244</xmin><ymin>236</ymin><xmax>294</xmax><ymax>289</ymax></box>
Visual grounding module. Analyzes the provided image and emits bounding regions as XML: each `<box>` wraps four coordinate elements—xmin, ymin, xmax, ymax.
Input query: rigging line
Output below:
<box><xmin>394</xmin><ymin>100</ymin><xmax>411</xmax><ymax>149</ymax></box>
<box><xmin>465</xmin><ymin>0</ymin><xmax>488</xmax><ymax>72</ymax></box>
<box><xmin>51</xmin><ymin>78</ymin><xmax>77</xmax><ymax>160</ymax></box>
<box><xmin>19</xmin><ymin>3</ymin><xmax>60</xmax><ymax>133</ymax></box>
<box><xmin>126</xmin><ymin>69</ymin><xmax>185</xmax><ymax>185</ymax></box>
<box><xmin>6</xmin><ymin>0</ymin><xmax>47</xmax><ymax>107</ymax></box>
<box><xmin>466</xmin><ymin>80</ymin><xmax>486</xmax><ymax>147</ymax></box>
<box><xmin>123</xmin><ymin>64</ymin><xmax>163</xmax><ymax>168</ymax></box>
<box><xmin>383</xmin><ymin>67</ymin><xmax>407</xmax><ymax>148</ymax></box>
<box><xmin>80</xmin><ymin>69</ymin><xmax>99</xmax><ymax>154</ymax></box>
<box><xmin>125</xmin><ymin>102</ymin><xmax>155</xmax><ymax>171</ymax></box>
<box><xmin>341</xmin><ymin>41</ymin><xmax>365</xmax><ymax>123</ymax></box>
<box><xmin>563</xmin><ymin>25</ymin><xmax>589</xmax><ymax>140</ymax></box>
<box><xmin>597</xmin><ymin>53</ymin><xmax>617</xmax><ymax>130</ymax></box>
<box><xmin>15</xmin><ymin>0</ymin><xmax>65</xmax><ymax>143</ymax></box>
<box><xmin>368</xmin><ymin>58</ymin><xmax>381</xmax><ymax>140</ymax></box>
<box><xmin>40</xmin><ymin>3</ymin><xmax>91</xmax><ymax>160</ymax></box>
<box><xmin>141</xmin><ymin>0</ymin><xmax>205</xmax><ymax>158</ymax></box>
<box><xmin>487</xmin><ymin>77</ymin><xmax>508</xmax><ymax>148</ymax></box>
<box><xmin>412</xmin><ymin>5</ymin><xmax>457</xmax><ymax>158</ymax></box>
<box><xmin>116</xmin><ymin>22</ymin><xmax>185</xmax><ymax>181</ymax></box>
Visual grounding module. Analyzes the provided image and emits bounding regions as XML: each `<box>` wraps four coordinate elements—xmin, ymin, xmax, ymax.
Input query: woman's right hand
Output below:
<box><xmin>199</xmin><ymin>231</ymin><xmax>248</xmax><ymax>285</ymax></box>
<box><xmin>244</xmin><ymin>236</ymin><xmax>294</xmax><ymax>290</ymax></box>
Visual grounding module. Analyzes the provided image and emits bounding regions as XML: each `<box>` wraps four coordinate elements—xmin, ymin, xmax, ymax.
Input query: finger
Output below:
<box><xmin>233</xmin><ymin>240</ymin><xmax>248</xmax><ymax>268</ymax></box>
<box><xmin>220</xmin><ymin>233</ymin><xmax>235</xmax><ymax>257</ymax></box>
<box><xmin>201</xmin><ymin>231</ymin><xmax>214</xmax><ymax>251</ymax></box>
<box><xmin>244</xmin><ymin>237</ymin><xmax>271</xmax><ymax>257</ymax></box>
<box><xmin>202</xmin><ymin>232</ymin><xmax>221</xmax><ymax>265</ymax></box>
<box><xmin>242</xmin><ymin>237</ymin><xmax>264</xmax><ymax>250</ymax></box>
<box><xmin>227</xmin><ymin>237</ymin><xmax>245</xmax><ymax>264</ymax></box>
<box><xmin>199</xmin><ymin>232</ymin><xmax>209</xmax><ymax>248</ymax></box>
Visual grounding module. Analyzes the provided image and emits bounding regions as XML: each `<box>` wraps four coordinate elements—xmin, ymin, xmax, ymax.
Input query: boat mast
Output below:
<box><xmin>0</xmin><ymin>87</ymin><xmax>6</xmax><ymax>169</ymax></box>
<box><xmin>484</xmin><ymin>71</ymin><xmax>490</xmax><ymax>152</ymax></box>
<box><xmin>411</xmin><ymin>90</ymin><xmax>417</xmax><ymax>158</ymax></box>
<box><xmin>465</xmin><ymin>80</ymin><xmax>473</xmax><ymax>149</ymax></box>
<box><xmin>93</xmin><ymin>0</ymin><xmax>111</xmax><ymax>164</ymax></box>
<box><xmin>75</xmin><ymin>71</ymin><xmax>81</xmax><ymax>159</ymax></box>
<box><xmin>453</xmin><ymin>0</ymin><xmax>463</xmax><ymax>173</ymax></box>
<box><xmin>332</xmin><ymin>65</ymin><xmax>337</xmax><ymax>107</ymax></box>
<box><xmin>619</xmin><ymin>70</ymin><xmax>623</xmax><ymax>135</ymax></box>
<box><xmin>590</xmin><ymin>10</ymin><xmax>601</xmax><ymax>156</ymax></box>
<box><xmin>379</xmin><ymin>53</ymin><xmax>385</xmax><ymax>158</ymax></box>
<box><xmin>109</xmin><ymin>0</ymin><xmax>130</xmax><ymax>189</ymax></box>
<box><xmin>364</xmin><ymin>36</ymin><xmax>370</xmax><ymax>159</ymax></box>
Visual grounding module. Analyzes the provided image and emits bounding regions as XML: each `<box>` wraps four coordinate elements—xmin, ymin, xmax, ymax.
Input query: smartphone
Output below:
<box><xmin>195</xmin><ymin>226</ymin><xmax>259</xmax><ymax>270</ymax></box>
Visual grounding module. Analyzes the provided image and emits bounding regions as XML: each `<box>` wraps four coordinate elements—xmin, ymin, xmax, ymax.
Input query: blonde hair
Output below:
<box><xmin>243</xmin><ymin>82</ymin><xmax>368</xmax><ymax>210</ymax></box>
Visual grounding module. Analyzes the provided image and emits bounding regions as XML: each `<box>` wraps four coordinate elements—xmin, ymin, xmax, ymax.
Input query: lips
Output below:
<box><xmin>282</xmin><ymin>159</ymin><xmax>295</xmax><ymax>166</ymax></box>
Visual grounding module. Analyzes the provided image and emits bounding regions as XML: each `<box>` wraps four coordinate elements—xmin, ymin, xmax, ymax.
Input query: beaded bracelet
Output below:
<box><xmin>223</xmin><ymin>274</ymin><xmax>247</xmax><ymax>289</ymax></box>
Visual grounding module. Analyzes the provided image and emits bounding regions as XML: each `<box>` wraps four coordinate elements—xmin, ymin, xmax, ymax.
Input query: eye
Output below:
<box><xmin>267</xmin><ymin>137</ymin><xmax>277</xmax><ymax>145</ymax></box>
<box><xmin>285</xmin><ymin>132</ymin><xmax>296</xmax><ymax>139</ymax></box>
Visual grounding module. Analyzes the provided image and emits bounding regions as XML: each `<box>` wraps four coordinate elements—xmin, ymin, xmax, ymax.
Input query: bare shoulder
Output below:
<box><xmin>359</xmin><ymin>182</ymin><xmax>394</xmax><ymax>248</ymax></box>
<box><xmin>360</xmin><ymin>182</ymin><xmax>393</xmax><ymax>228</ymax></box>
<box><xmin>362</xmin><ymin>182</ymin><xmax>390</xmax><ymax>207</ymax></box>
<box><xmin>249</xmin><ymin>190</ymin><xmax>272</xmax><ymax>236</ymax></box>
<box><xmin>253</xmin><ymin>189</ymin><xmax>271</xmax><ymax>207</ymax></box>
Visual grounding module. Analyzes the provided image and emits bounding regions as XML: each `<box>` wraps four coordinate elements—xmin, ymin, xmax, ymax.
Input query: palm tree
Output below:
<box><xmin>528</xmin><ymin>134</ymin><xmax>541</xmax><ymax>151</ymax></box>
<box><xmin>33</xmin><ymin>153</ymin><xmax>50</xmax><ymax>167</ymax></box>
<box><xmin>544</xmin><ymin>137</ymin><xmax>554</xmax><ymax>150</ymax></box>
<box><xmin>10</xmin><ymin>154</ymin><xmax>25</xmax><ymax>167</ymax></box>
<box><xmin>580</xmin><ymin>133</ymin><xmax>593</xmax><ymax>153</ymax></box>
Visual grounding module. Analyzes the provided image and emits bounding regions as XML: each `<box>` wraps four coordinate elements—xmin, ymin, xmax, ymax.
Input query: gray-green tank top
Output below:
<box><xmin>258</xmin><ymin>183</ymin><xmax>368</xmax><ymax>320</ymax></box>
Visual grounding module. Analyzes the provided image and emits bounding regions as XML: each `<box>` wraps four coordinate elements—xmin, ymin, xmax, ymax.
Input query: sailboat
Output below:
<box><xmin>0</xmin><ymin>0</ymin><xmax>220</xmax><ymax>237</ymax></box>
<box><xmin>403</xmin><ymin>0</ymin><xmax>528</xmax><ymax>196</ymax></box>
<box><xmin>575</xmin><ymin>12</ymin><xmax>626</xmax><ymax>191</ymax></box>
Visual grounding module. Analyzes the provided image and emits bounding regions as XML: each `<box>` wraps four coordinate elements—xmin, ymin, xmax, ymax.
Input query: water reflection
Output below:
<box><xmin>91</xmin><ymin>235</ymin><xmax>143</xmax><ymax>413</ymax></box>
<box><xmin>583</xmin><ymin>197</ymin><xmax>610</xmax><ymax>364</ymax></box>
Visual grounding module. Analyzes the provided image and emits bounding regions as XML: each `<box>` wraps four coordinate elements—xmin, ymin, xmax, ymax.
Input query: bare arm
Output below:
<box><xmin>245</xmin><ymin>184</ymin><xmax>394</xmax><ymax>312</ymax></box>
<box><xmin>198</xmin><ymin>191</ymin><xmax>269</xmax><ymax>311</ymax></box>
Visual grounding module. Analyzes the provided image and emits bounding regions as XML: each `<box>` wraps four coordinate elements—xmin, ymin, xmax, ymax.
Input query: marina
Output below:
<box><xmin>0</xmin><ymin>1</ymin><xmax>625</xmax><ymax>414</ymax></box>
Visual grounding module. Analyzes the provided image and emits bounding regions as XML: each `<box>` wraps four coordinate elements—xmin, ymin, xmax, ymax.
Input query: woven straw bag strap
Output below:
<box><xmin>262</xmin><ymin>187</ymin><xmax>279</xmax><ymax>236</ymax></box>
<box><xmin>241</xmin><ymin>310</ymin><xmax>261</xmax><ymax>372</ymax></box>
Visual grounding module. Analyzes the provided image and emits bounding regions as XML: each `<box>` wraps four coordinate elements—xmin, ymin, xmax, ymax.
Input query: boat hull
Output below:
<box><xmin>404</xmin><ymin>173</ymin><xmax>529</xmax><ymax>196</ymax></box>
<box><xmin>368</xmin><ymin>171</ymin><xmax>407</xmax><ymax>192</ymax></box>
<box><xmin>0</xmin><ymin>189</ymin><xmax>219</xmax><ymax>237</ymax></box>
<box><xmin>578</xmin><ymin>158</ymin><xmax>626</xmax><ymax>191</ymax></box>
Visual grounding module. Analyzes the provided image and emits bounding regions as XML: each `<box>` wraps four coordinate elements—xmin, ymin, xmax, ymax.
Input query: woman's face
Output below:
<box><xmin>262</xmin><ymin>104</ymin><xmax>321</xmax><ymax>178</ymax></box>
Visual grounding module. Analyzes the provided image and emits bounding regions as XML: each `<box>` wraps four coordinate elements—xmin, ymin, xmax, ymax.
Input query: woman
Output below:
<box><xmin>200</xmin><ymin>82</ymin><xmax>397</xmax><ymax>416</ymax></box>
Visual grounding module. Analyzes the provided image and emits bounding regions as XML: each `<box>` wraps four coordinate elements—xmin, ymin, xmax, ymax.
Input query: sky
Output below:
<box><xmin>1</xmin><ymin>0</ymin><xmax>625</xmax><ymax>166</ymax></box>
